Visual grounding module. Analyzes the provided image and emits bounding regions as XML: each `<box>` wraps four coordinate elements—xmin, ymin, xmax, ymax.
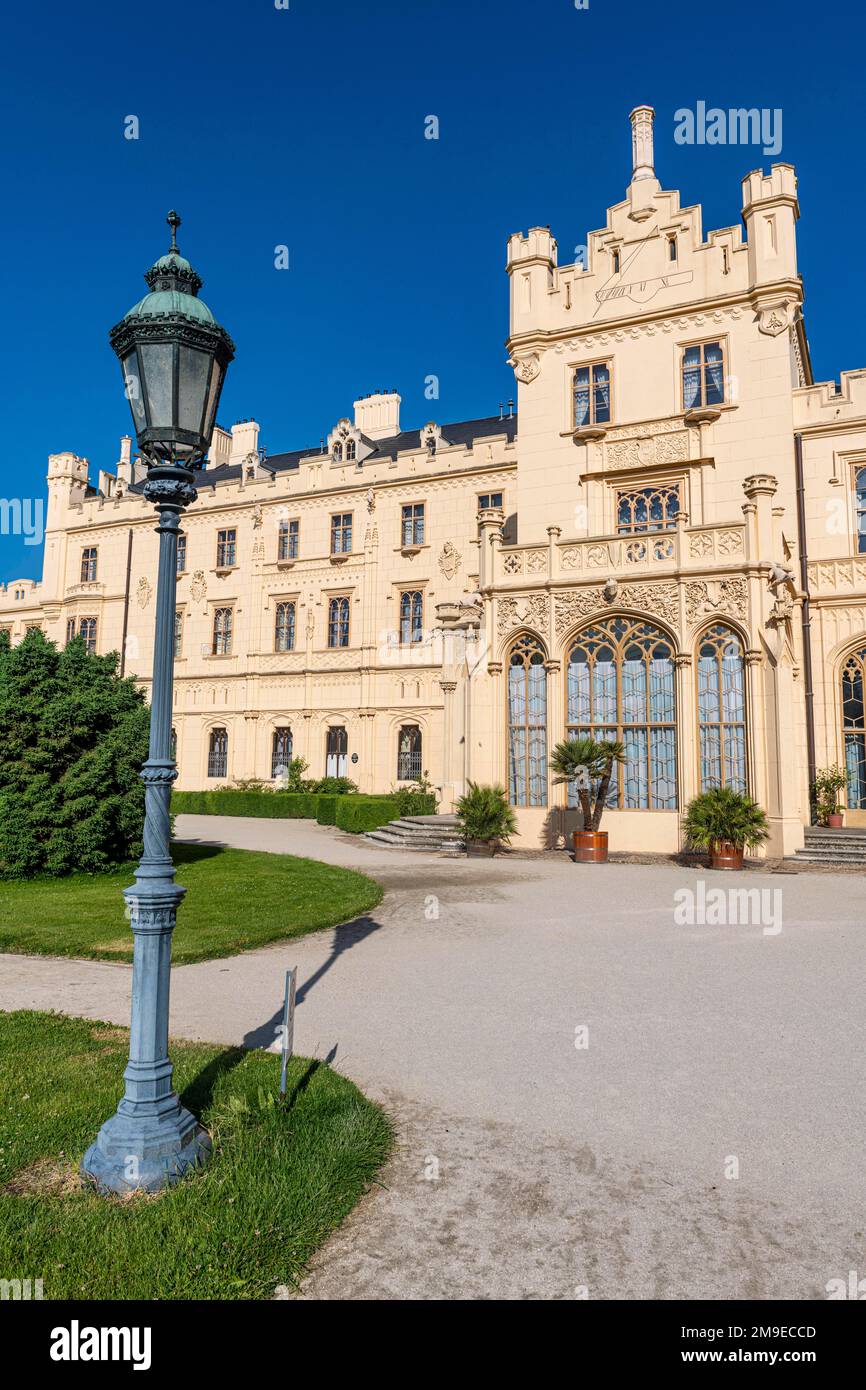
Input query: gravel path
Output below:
<box><xmin>2</xmin><ymin>813</ymin><xmax>864</xmax><ymax>1300</ymax></box>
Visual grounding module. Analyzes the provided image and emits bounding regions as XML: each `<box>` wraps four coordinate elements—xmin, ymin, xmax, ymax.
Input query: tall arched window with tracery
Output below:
<box><xmin>566</xmin><ymin>617</ymin><xmax>677</xmax><ymax>808</ymax></box>
<box><xmin>842</xmin><ymin>645</ymin><xmax>866</xmax><ymax>808</ymax></box>
<box><xmin>507</xmin><ymin>635</ymin><xmax>548</xmax><ymax>807</ymax></box>
<box><xmin>696</xmin><ymin>624</ymin><xmax>747</xmax><ymax>791</ymax></box>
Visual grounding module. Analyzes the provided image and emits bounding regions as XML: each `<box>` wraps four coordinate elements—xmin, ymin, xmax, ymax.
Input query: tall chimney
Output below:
<box><xmin>629</xmin><ymin>105</ymin><xmax>655</xmax><ymax>181</ymax></box>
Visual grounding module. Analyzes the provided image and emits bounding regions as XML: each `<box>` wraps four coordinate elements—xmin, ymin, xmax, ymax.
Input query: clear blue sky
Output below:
<box><xmin>1</xmin><ymin>0</ymin><xmax>864</xmax><ymax>581</ymax></box>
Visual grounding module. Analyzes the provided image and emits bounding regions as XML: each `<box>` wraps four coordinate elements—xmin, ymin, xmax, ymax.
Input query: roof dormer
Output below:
<box><xmin>327</xmin><ymin>417</ymin><xmax>372</xmax><ymax>467</ymax></box>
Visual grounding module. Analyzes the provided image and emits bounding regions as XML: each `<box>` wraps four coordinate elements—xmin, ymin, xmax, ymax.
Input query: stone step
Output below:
<box><xmin>799</xmin><ymin>841</ymin><xmax>866</xmax><ymax>853</ymax></box>
<box><xmin>369</xmin><ymin>828</ymin><xmax>456</xmax><ymax>844</ymax></box>
<box><xmin>363</xmin><ymin>814</ymin><xmax>464</xmax><ymax>854</ymax></box>
<box><xmin>399</xmin><ymin>814</ymin><xmax>460</xmax><ymax>827</ymax></box>
<box><xmin>802</xmin><ymin>824</ymin><xmax>866</xmax><ymax>831</ymax></box>
<box><xmin>800</xmin><ymin>841</ymin><xmax>866</xmax><ymax>852</ymax></box>
<box><xmin>795</xmin><ymin>845</ymin><xmax>866</xmax><ymax>856</ymax></box>
<box><xmin>789</xmin><ymin>845</ymin><xmax>866</xmax><ymax>856</ymax></box>
<box><xmin>792</xmin><ymin>828</ymin><xmax>866</xmax><ymax>865</ymax></box>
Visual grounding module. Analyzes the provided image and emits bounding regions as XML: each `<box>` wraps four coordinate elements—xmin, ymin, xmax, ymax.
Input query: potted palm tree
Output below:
<box><xmin>683</xmin><ymin>786</ymin><xmax>770</xmax><ymax>869</ymax></box>
<box><xmin>812</xmin><ymin>766</ymin><xmax>847</xmax><ymax>829</ymax></box>
<box><xmin>455</xmin><ymin>782</ymin><xmax>517</xmax><ymax>857</ymax></box>
<box><xmin>550</xmin><ymin>736</ymin><xmax>626</xmax><ymax>864</ymax></box>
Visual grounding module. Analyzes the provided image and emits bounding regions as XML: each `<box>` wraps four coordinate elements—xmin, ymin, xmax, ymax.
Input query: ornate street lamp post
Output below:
<box><xmin>82</xmin><ymin>212</ymin><xmax>234</xmax><ymax>1193</ymax></box>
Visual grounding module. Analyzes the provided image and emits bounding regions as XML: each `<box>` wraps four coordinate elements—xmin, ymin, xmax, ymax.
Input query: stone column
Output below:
<box><xmin>745</xmin><ymin>649</ymin><xmax>767</xmax><ymax>809</ymax></box>
<box><xmin>358</xmin><ymin>709</ymin><xmax>376</xmax><ymax>793</ymax></box>
<box><xmin>674</xmin><ymin>653</ymin><xmax>696</xmax><ymax>823</ymax></box>
<box><xmin>544</xmin><ymin>658</ymin><xmax>563</xmax><ymax>841</ymax></box>
<box><xmin>546</xmin><ymin>526</ymin><xmax>561</xmax><ymax>584</ymax></box>
<box><xmin>439</xmin><ymin>679</ymin><xmax>458</xmax><ymax>808</ymax></box>
<box><xmin>488</xmin><ymin>660</ymin><xmax>504</xmax><ymax>790</ymax></box>
<box><xmin>477</xmin><ymin>507</ymin><xmax>505</xmax><ymax>590</ymax></box>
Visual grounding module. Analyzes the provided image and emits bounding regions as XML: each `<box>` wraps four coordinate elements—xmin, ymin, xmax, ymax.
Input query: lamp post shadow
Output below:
<box><xmin>241</xmin><ymin>913</ymin><xmax>383</xmax><ymax>1053</ymax></box>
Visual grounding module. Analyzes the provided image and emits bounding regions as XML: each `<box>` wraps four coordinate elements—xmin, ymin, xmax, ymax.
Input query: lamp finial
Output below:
<box><xmin>167</xmin><ymin>210</ymin><xmax>181</xmax><ymax>253</ymax></box>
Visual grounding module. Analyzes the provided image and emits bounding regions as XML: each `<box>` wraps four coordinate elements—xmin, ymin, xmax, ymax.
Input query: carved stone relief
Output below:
<box><xmin>438</xmin><ymin>542</ymin><xmax>461</xmax><ymax>581</ymax></box>
<box><xmin>509</xmin><ymin>353</ymin><xmax>541</xmax><ymax>384</ymax></box>
<box><xmin>553</xmin><ymin>581</ymin><xmax>680</xmax><ymax>637</ymax></box>
<box><xmin>497</xmin><ymin>593</ymin><xmax>550</xmax><ymax>637</ymax></box>
<box><xmin>685</xmin><ymin>577</ymin><xmax>749</xmax><ymax>626</ymax></box>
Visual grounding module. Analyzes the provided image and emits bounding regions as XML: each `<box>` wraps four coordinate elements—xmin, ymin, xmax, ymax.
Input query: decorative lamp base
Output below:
<box><xmin>81</xmin><ymin>1104</ymin><xmax>211</xmax><ymax>1195</ymax></box>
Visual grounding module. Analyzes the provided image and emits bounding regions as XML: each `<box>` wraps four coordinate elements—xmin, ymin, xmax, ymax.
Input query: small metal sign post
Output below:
<box><xmin>279</xmin><ymin>967</ymin><xmax>297</xmax><ymax>1104</ymax></box>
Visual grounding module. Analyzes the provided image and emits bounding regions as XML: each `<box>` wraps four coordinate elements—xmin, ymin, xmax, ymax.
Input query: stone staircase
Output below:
<box><xmin>791</xmin><ymin>826</ymin><xmax>866</xmax><ymax>866</ymax></box>
<box><xmin>364</xmin><ymin>813</ymin><xmax>464</xmax><ymax>855</ymax></box>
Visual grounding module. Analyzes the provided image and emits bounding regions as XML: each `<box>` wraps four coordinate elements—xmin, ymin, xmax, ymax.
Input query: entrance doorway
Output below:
<box><xmin>326</xmin><ymin>726</ymin><xmax>348</xmax><ymax>778</ymax></box>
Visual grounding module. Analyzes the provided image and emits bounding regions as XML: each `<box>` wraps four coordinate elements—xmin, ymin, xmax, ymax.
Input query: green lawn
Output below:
<box><xmin>0</xmin><ymin>1011</ymin><xmax>392</xmax><ymax>1299</ymax></box>
<box><xmin>0</xmin><ymin>842</ymin><xmax>383</xmax><ymax>964</ymax></box>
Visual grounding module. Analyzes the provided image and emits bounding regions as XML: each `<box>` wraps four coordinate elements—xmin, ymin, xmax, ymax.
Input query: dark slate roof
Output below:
<box><xmin>266</xmin><ymin>414</ymin><xmax>517</xmax><ymax>468</ymax></box>
<box><xmin>127</xmin><ymin>414</ymin><xmax>517</xmax><ymax>493</ymax></box>
<box><xmin>362</xmin><ymin>414</ymin><xmax>518</xmax><ymax>462</ymax></box>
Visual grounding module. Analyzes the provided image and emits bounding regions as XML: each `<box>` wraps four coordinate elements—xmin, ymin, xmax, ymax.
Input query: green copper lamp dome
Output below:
<box><xmin>110</xmin><ymin>211</ymin><xmax>235</xmax><ymax>463</ymax></box>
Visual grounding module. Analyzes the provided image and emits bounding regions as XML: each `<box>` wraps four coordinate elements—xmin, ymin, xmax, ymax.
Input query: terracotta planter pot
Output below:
<box><xmin>572</xmin><ymin>830</ymin><xmax>609</xmax><ymax>863</ymax></box>
<box><xmin>467</xmin><ymin>838</ymin><xmax>497</xmax><ymax>858</ymax></box>
<box><xmin>827</xmin><ymin>812</ymin><xmax>844</xmax><ymax>829</ymax></box>
<box><xmin>709</xmin><ymin>840</ymin><xmax>744</xmax><ymax>871</ymax></box>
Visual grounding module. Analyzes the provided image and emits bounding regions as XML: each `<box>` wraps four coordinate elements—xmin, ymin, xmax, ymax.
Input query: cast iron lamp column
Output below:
<box><xmin>82</xmin><ymin>212</ymin><xmax>234</xmax><ymax>1194</ymax></box>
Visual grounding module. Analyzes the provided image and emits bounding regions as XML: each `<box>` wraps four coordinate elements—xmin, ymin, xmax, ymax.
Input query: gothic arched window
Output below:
<box><xmin>328</xmin><ymin>596</ymin><xmax>350</xmax><ymax>648</ymax></box>
<box><xmin>696</xmin><ymin>624</ymin><xmax>747</xmax><ymax>792</ymax></box>
<box><xmin>566</xmin><ymin>617</ymin><xmax>677</xmax><ymax>809</ymax></box>
<box><xmin>507</xmin><ymin>635</ymin><xmax>548</xmax><ymax>807</ymax></box>
<box><xmin>400</xmin><ymin>590</ymin><xmax>423</xmax><ymax>644</ymax></box>
<box><xmin>274</xmin><ymin>601</ymin><xmax>296</xmax><ymax>652</ymax></box>
<box><xmin>842</xmin><ymin>646</ymin><xmax>866</xmax><ymax>808</ymax></box>
<box><xmin>346</xmin><ymin>439</ymin><xmax>356</xmax><ymax>461</ymax></box>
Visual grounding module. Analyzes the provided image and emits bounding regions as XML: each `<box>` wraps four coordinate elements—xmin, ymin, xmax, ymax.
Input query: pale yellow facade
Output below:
<box><xmin>6</xmin><ymin>108</ymin><xmax>866</xmax><ymax>857</ymax></box>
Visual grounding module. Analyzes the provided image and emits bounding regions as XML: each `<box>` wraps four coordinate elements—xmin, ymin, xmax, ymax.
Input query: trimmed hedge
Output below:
<box><xmin>315</xmin><ymin>795</ymin><xmax>338</xmax><ymax>826</ymax></box>
<box><xmin>172</xmin><ymin>789</ymin><xmax>436</xmax><ymax>833</ymax></box>
<box><xmin>334</xmin><ymin>798</ymin><xmax>404</xmax><ymax>834</ymax></box>
<box><xmin>172</xmin><ymin>791</ymin><xmax>320</xmax><ymax>819</ymax></box>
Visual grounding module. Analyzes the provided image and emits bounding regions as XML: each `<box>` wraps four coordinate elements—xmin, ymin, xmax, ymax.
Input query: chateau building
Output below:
<box><xmin>5</xmin><ymin>106</ymin><xmax>866</xmax><ymax>856</ymax></box>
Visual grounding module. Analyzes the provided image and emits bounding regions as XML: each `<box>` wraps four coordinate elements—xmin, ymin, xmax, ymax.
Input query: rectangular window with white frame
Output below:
<box><xmin>330</xmin><ymin>513</ymin><xmax>353</xmax><ymax>555</ymax></box>
<box><xmin>278</xmin><ymin>518</ymin><xmax>300</xmax><ymax>561</ymax></box>
<box><xmin>682</xmin><ymin>340</ymin><xmax>726</xmax><ymax>410</ymax></box>
<box><xmin>573</xmin><ymin>362</ymin><xmax>612</xmax><ymax>428</ymax></box>
<box><xmin>216</xmin><ymin>528</ymin><xmax>237</xmax><ymax>568</ymax></box>
<box><xmin>401</xmin><ymin>503</ymin><xmax>425</xmax><ymax>548</ymax></box>
<box><xmin>478</xmin><ymin>491</ymin><xmax>503</xmax><ymax>511</ymax></box>
<box><xmin>854</xmin><ymin>466</ymin><xmax>866</xmax><ymax>555</ymax></box>
<box><xmin>80</xmin><ymin>547</ymin><xmax>98</xmax><ymax>583</ymax></box>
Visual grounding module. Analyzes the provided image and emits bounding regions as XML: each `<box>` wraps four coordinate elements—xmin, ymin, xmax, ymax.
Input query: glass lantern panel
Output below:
<box><xmin>122</xmin><ymin>353</ymin><xmax>147</xmax><ymax>432</ymax></box>
<box><xmin>138</xmin><ymin>342</ymin><xmax>175</xmax><ymax>430</ymax></box>
<box><xmin>203</xmin><ymin>357</ymin><xmax>224</xmax><ymax>441</ymax></box>
<box><xmin>178</xmin><ymin>344</ymin><xmax>212</xmax><ymax>435</ymax></box>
